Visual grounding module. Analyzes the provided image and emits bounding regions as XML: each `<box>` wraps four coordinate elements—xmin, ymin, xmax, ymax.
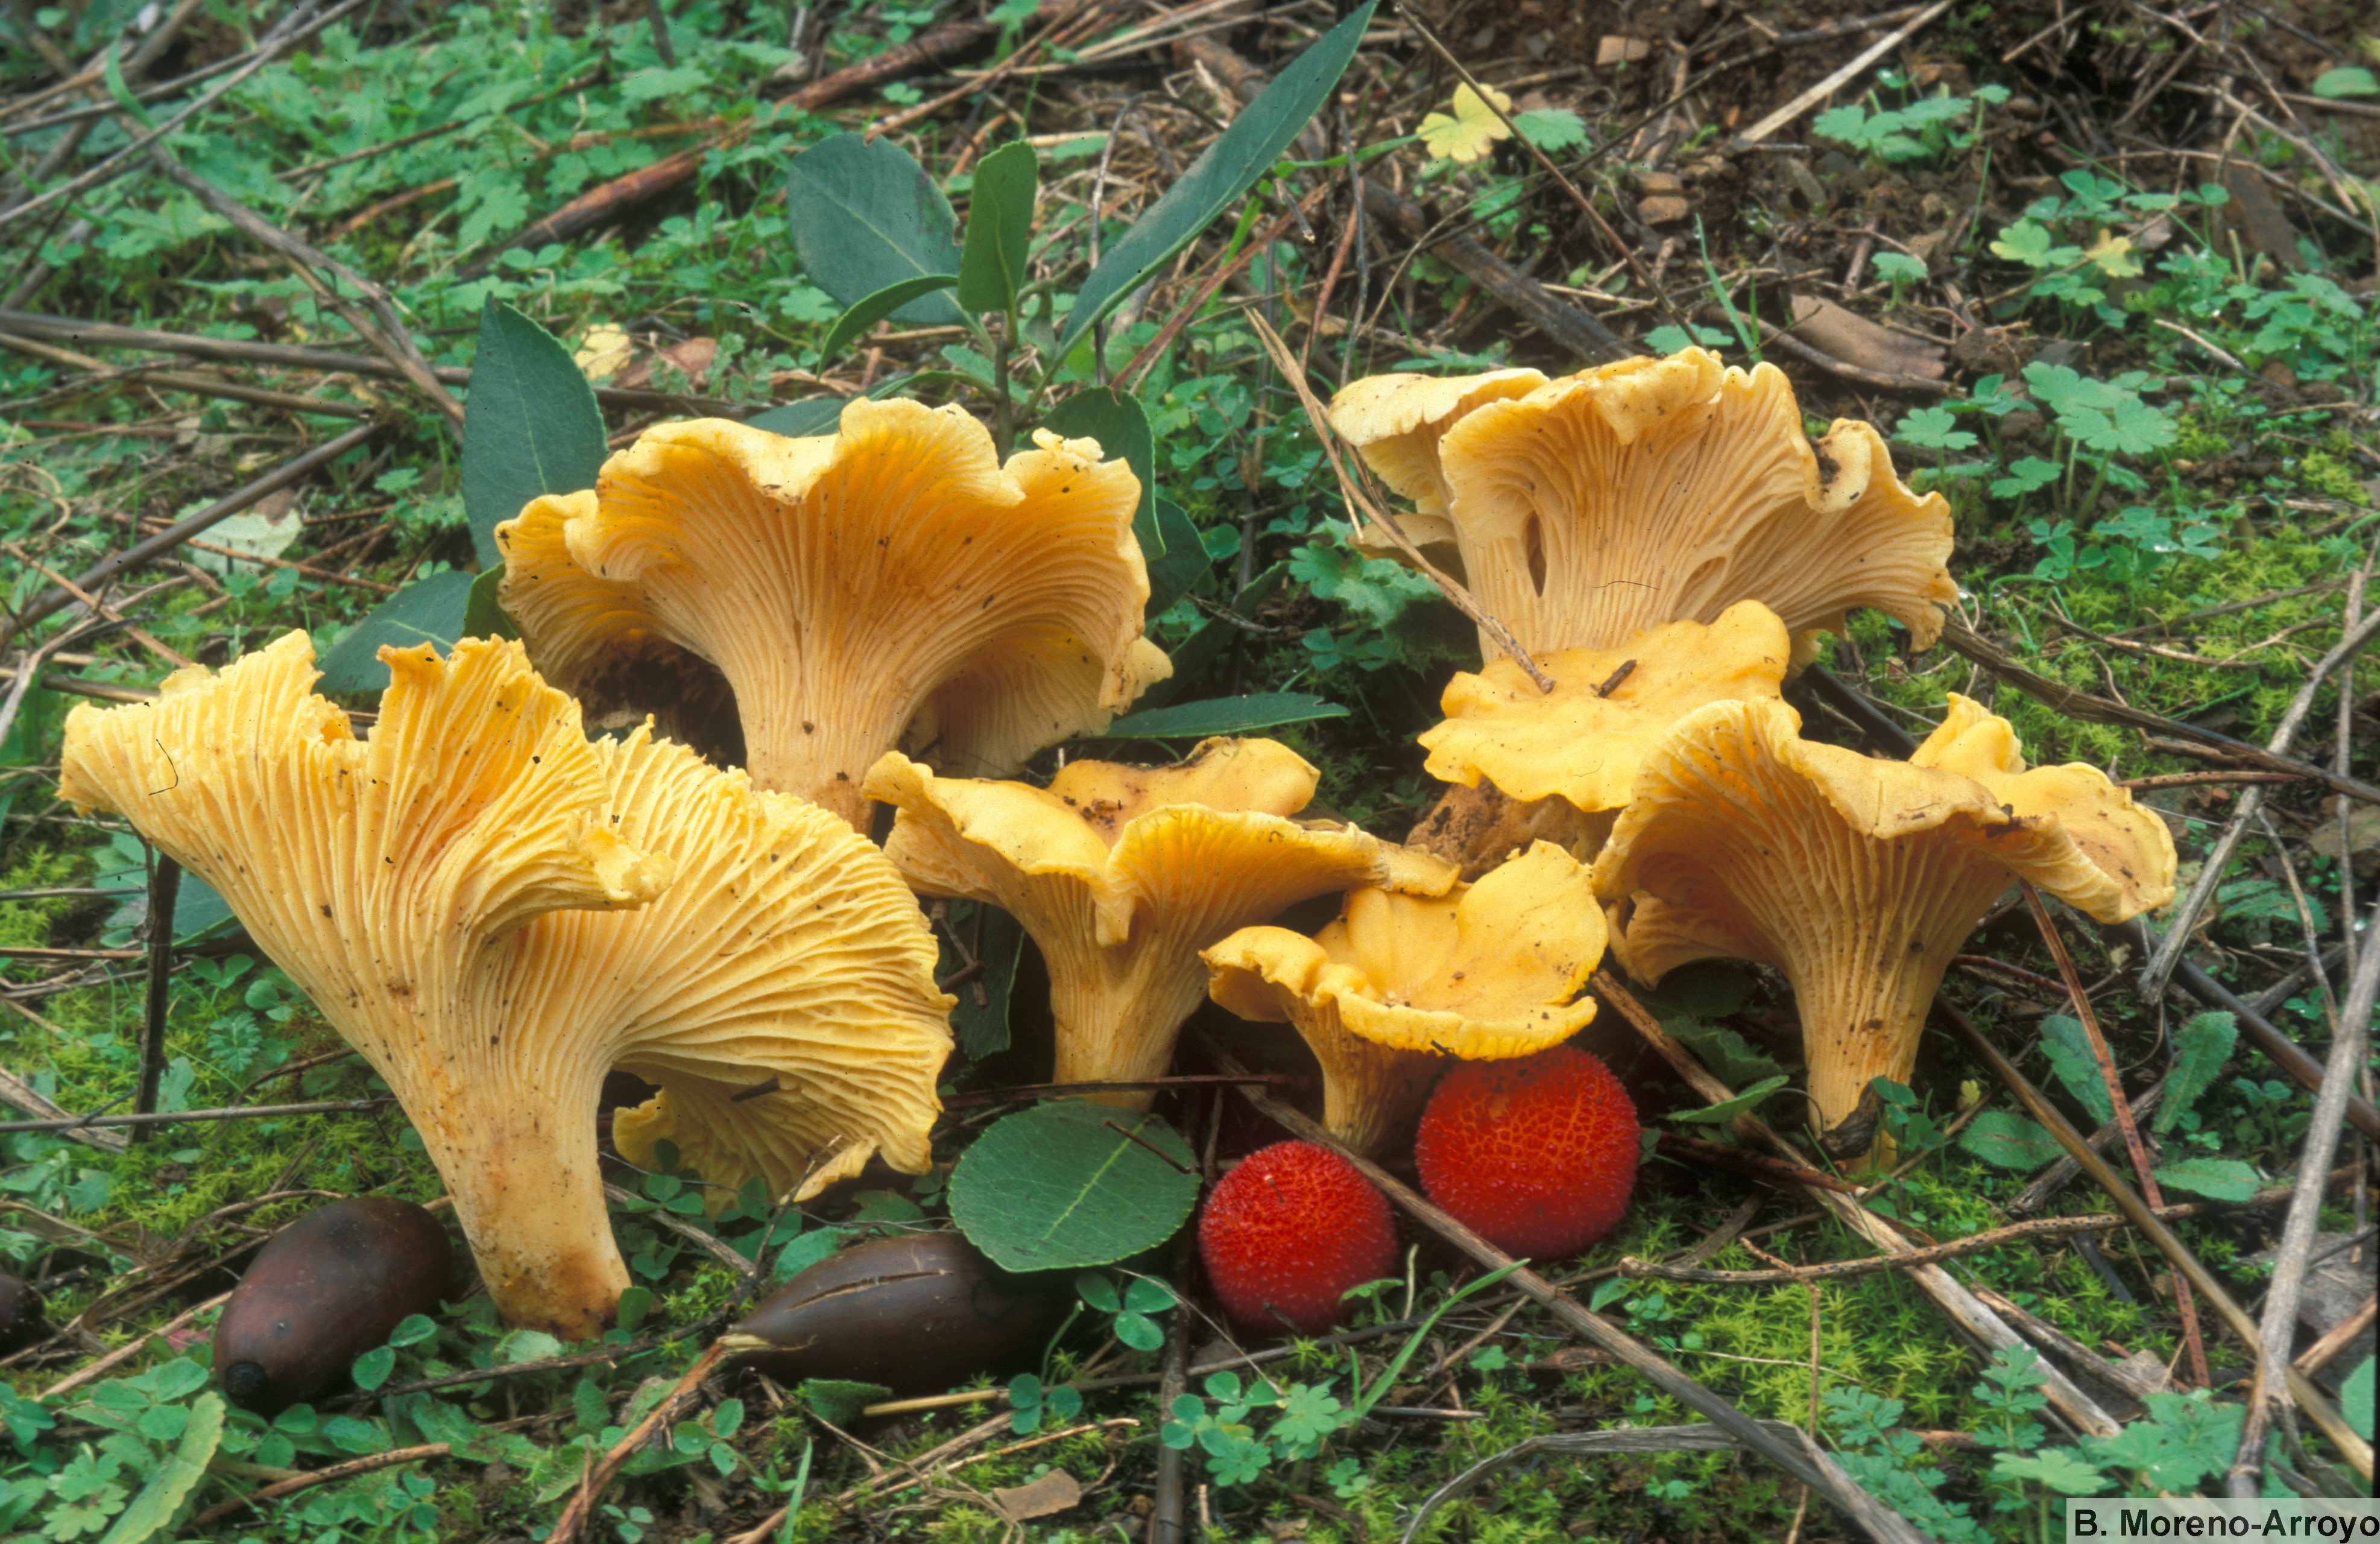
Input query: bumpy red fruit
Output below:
<box><xmin>1415</xmin><ymin>1045</ymin><xmax>1639</xmax><ymax>1259</ymax></box>
<box><xmin>1199</xmin><ymin>1141</ymin><xmax>1397</xmax><ymax>1335</ymax></box>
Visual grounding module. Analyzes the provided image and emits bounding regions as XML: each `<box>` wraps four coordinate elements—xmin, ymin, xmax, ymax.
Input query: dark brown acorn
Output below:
<box><xmin>722</xmin><ymin>1232</ymin><xmax>1065</xmax><ymax>1395</ymax></box>
<box><xmin>216</xmin><ymin>1197</ymin><xmax>453</xmax><ymax>1414</ymax></box>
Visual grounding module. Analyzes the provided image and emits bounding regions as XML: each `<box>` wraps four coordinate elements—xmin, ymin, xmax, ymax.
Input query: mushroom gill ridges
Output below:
<box><xmin>1198</xmin><ymin>1141</ymin><xmax>1397</xmax><ymax>1335</ymax></box>
<box><xmin>1415</xmin><ymin>1045</ymin><xmax>1640</xmax><ymax>1259</ymax></box>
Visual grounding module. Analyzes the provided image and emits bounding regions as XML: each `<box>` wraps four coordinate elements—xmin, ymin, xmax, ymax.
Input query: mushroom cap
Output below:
<box><xmin>1201</xmin><ymin>843</ymin><xmax>1600</xmax><ymax>1156</ymax></box>
<box><xmin>496</xmin><ymin>489</ymin><xmax>745</xmax><ymax>765</ymax></box>
<box><xmin>863</xmin><ymin>739</ymin><xmax>1456</xmax><ymax>1101</ymax></box>
<box><xmin>1592</xmin><ymin>695</ymin><xmax>2178</xmax><ymax>976</ymax></box>
<box><xmin>60</xmin><ymin>633</ymin><xmax>950</xmax><ymax>1334</ymax></box>
<box><xmin>563</xmin><ymin>727</ymin><xmax>954</xmax><ymax>1206</ymax></box>
<box><xmin>1206</xmin><ymin>841</ymin><xmax>1603</xmax><ymax>1058</ymax></box>
<box><xmin>1419</xmin><ymin>600</ymin><xmax>1793</xmax><ymax>818</ymax></box>
<box><xmin>1588</xmin><ymin>695</ymin><xmax>2177</xmax><ymax>1147</ymax></box>
<box><xmin>1419</xmin><ymin>347</ymin><xmax>1956</xmax><ymax>662</ymax></box>
<box><xmin>1328</xmin><ymin>369</ymin><xmax>1548</xmax><ymax>516</ymax></box>
<box><xmin>498</xmin><ymin>401</ymin><xmax>1169</xmax><ymax>825</ymax></box>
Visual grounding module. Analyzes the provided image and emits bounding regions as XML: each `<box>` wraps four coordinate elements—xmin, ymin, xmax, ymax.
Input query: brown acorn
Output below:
<box><xmin>216</xmin><ymin>1198</ymin><xmax>454</xmax><ymax>1414</ymax></box>
<box><xmin>721</xmin><ymin>1232</ymin><xmax>1064</xmax><ymax>1395</ymax></box>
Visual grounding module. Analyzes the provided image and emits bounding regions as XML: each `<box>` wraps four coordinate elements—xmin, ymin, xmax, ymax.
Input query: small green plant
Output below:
<box><xmin>1814</xmin><ymin>80</ymin><xmax>2007</xmax><ymax>165</ymax></box>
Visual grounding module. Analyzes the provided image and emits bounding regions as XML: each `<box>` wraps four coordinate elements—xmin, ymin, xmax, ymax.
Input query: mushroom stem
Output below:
<box><xmin>1627</xmin><ymin>838</ymin><xmax>2013</xmax><ymax>1167</ymax></box>
<box><xmin>405</xmin><ymin>1059</ymin><xmax>627</xmax><ymax>1339</ymax></box>
<box><xmin>1047</xmin><ymin>947</ymin><xmax>1205</xmax><ymax>1111</ymax></box>
<box><xmin>1296</xmin><ymin>1007</ymin><xmax>1441</xmax><ymax>1158</ymax></box>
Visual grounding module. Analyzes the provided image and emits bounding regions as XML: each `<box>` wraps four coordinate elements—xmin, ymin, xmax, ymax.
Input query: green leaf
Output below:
<box><xmin>2340</xmin><ymin>1358</ymin><xmax>2373</xmax><ymax>1441</ymax></box>
<box><xmin>1872</xmin><ymin>252</ymin><xmax>1928</xmax><ymax>285</ymax></box>
<box><xmin>1055</xmin><ymin>2</ymin><xmax>1376</xmax><ymax>363</ymax></box>
<box><xmin>1094</xmin><ymin>692</ymin><xmax>1349</xmax><ymax>741</ymax></box>
<box><xmin>2151</xmin><ymin>1156</ymin><xmax>2261</xmax><ymax>1203</ymax></box>
<box><xmin>1959</xmin><ymin>1110</ymin><xmax>2066</xmax><ymax>1169</ymax></box>
<box><xmin>316</xmin><ymin>572</ymin><xmax>477</xmax><ymax>695</ymax></box>
<box><xmin>1989</xmin><ymin>1448</ymin><xmax>2109</xmax><ymax>1495</ymax></box>
<box><xmin>1989</xmin><ymin>220</ymin><xmax>2057</xmax><ymax>267</ymax></box>
<box><xmin>1665</xmin><ymin>1074</ymin><xmax>1789</xmax><ymax>1125</ymax></box>
<box><xmin>461</xmin><ymin>300</ymin><xmax>607</xmax><ymax>571</ymax></box>
<box><xmin>785</xmin><ymin>133</ymin><xmax>964</xmax><ymax>325</ymax></box>
<box><xmin>1990</xmin><ymin>456</ymin><xmax>2062</xmax><ymax>498</ymax></box>
<box><xmin>388</xmin><ymin>1314</ymin><xmax>438</xmax><ymax>1349</ymax></box>
<box><xmin>2311</xmin><ymin>66</ymin><xmax>2379</xmax><ymax>98</ymax></box>
<box><xmin>1894</xmin><ymin>405</ymin><xmax>1977</xmax><ymax>451</ymax></box>
<box><xmin>956</xmin><ymin>141</ymin><xmax>1039</xmax><ymax>314</ymax></box>
<box><xmin>463</xmin><ymin>565</ymin><xmax>519</xmax><ymax>641</ymax></box>
<box><xmin>948</xmin><ymin>1102</ymin><xmax>1201</xmax><ymax>1271</ymax></box>
<box><xmin>2038</xmin><ymin>1016</ymin><xmax>2113</xmax><ymax>1124</ymax></box>
<box><xmin>939</xmin><ymin>900</ymin><xmax>1023</xmax><ymax>1060</ymax></box>
<box><xmin>102</xmin><ymin>44</ymin><xmax>157</xmax><ymax>131</ymax></box>
<box><xmin>2153</xmin><ymin>1011</ymin><xmax>2236</xmax><ymax>1135</ymax></box>
<box><xmin>1114</xmin><ymin>1311</ymin><xmax>1164</xmax><ymax>1352</ymax></box>
<box><xmin>1812</xmin><ymin>105</ymin><xmax>1870</xmax><ymax>145</ymax></box>
<box><xmin>1144</xmin><ymin>498</ymin><xmax>1209</xmax><ymax>619</ymax></box>
<box><xmin>819</xmin><ymin>275</ymin><xmax>959</xmax><ymax>363</ymax></box>
<box><xmin>1633</xmin><ymin>963</ymin><xmax>1755</xmax><ymax>1020</ymax></box>
<box><xmin>1512</xmin><ymin>107</ymin><xmax>1586</xmax><ymax>151</ymax></box>
<box><xmin>351</xmin><ymin>1345</ymin><xmax>395</xmax><ymax>1391</ymax></box>
<box><xmin>797</xmin><ymin>1379</ymin><xmax>891</xmax><ymax>1426</ymax></box>
<box><xmin>98</xmin><ymin>1392</ymin><xmax>222</xmax><ymax>1544</ymax></box>
<box><xmin>1656</xmin><ymin>1016</ymin><xmax>1781</xmax><ymax>1089</ymax></box>
<box><xmin>1041</xmin><ymin>387</ymin><xmax>1158</xmax><ymax>554</ymax></box>
<box><xmin>743</xmin><ymin>376</ymin><xmax>916</xmax><ymax>439</ymax></box>
<box><xmin>2085</xmin><ymin>1390</ymin><xmax>2243</xmax><ymax>1489</ymax></box>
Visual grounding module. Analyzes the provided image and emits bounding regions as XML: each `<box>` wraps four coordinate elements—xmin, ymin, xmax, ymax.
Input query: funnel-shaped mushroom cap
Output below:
<box><xmin>1204</xmin><ymin>843</ymin><xmax>1603</xmax><ymax>1154</ymax></box>
<box><xmin>497</xmin><ymin>490</ymin><xmax>746</xmax><ymax>764</ymax></box>
<box><xmin>865</xmin><ymin>739</ymin><xmax>1457</xmax><ymax>1108</ymax></box>
<box><xmin>1329</xmin><ymin>368</ymin><xmax>1549</xmax><ymax>517</ymax></box>
<box><xmin>1590</xmin><ymin>696</ymin><xmax>2176</xmax><ymax>1156</ymax></box>
<box><xmin>1419</xmin><ymin>348</ymin><xmax>1954</xmax><ymax>663</ymax></box>
<box><xmin>498</xmin><ymin>402</ymin><xmax>1170</xmax><ymax>827</ymax></box>
<box><xmin>60</xmin><ymin>633</ymin><xmax>951</xmax><ymax>1337</ymax></box>
<box><xmin>1420</xmin><ymin>601</ymin><xmax>1793</xmax><ymax>821</ymax></box>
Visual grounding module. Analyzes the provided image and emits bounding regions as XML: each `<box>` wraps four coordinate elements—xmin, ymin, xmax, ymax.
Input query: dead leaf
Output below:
<box><xmin>991</xmin><ymin>1469</ymin><xmax>1081</xmax><ymax>1523</ymax></box>
<box><xmin>660</xmin><ymin>337</ymin><xmax>719</xmax><ymax>387</ymax></box>
<box><xmin>1788</xmin><ymin>296</ymin><xmax>1947</xmax><ymax>380</ymax></box>
<box><xmin>1597</xmin><ymin>36</ymin><xmax>1650</xmax><ymax>65</ymax></box>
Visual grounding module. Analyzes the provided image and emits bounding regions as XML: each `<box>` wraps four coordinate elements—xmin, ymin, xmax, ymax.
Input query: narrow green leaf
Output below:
<box><xmin>949</xmin><ymin>1103</ymin><xmax>1201</xmax><ymax>1271</ymax></box>
<box><xmin>463</xmin><ymin>566</ymin><xmax>519</xmax><ymax>641</ymax></box>
<box><xmin>1959</xmin><ymin>1110</ymin><xmax>2065</xmax><ymax>1169</ymax></box>
<box><xmin>785</xmin><ymin>133</ymin><xmax>964</xmax><ymax>324</ymax></box>
<box><xmin>1144</xmin><ymin>498</ymin><xmax>1209</xmax><ymax>618</ymax></box>
<box><xmin>956</xmin><ymin>141</ymin><xmax>1039</xmax><ymax>314</ymax></box>
<box><xmin>103</xmin><ymin>45</ymin><xmax>157</xmax><ymax>131</ymax></box>
<box><xmin>99</xmin><ymin>1391</ymin><xmax>223</xmax><ymax>1544</ymax></box>
<box><xmin>1041</xmin><ymin>387</ymin><xmax>1158</xmax><ymax>553</ymax></box>
<box><xmin>460</xmin><ymin>300</ymin><xmax>607</xmax><ymax>570</ymax></box>
<box><xmin>2151</xmin><ymin>1156</ymin><xmax>2261</xmax><ymax>1203</ymax></box>
<box><xmin>820</xmin><ymin>275</ymin><xmax>959</xmax><ymax>363</ymax></box>
<box><xmin>1665</xmin><ymin>1074</ymin><xmax>1790</xmax><ymax>1125</ymax></box>
<box><xmin>1054</xmin><ymin>2</ymin><xmax>1376</xmax><ymax>363</ymax></box>
<box><xmin>316</xmin><ymin>572</ymin><xmax>477</xmax><ymax>695</ymax></box>
<box><xmin>2152</xmin><ymin>1011</ymin><xmax>2236</xmax><ymax>1135</ymax></box>
<box><xmin>1094</xmin><ymin>692</ymin><xmax>1348</xmax><ymax>741</ymax></box>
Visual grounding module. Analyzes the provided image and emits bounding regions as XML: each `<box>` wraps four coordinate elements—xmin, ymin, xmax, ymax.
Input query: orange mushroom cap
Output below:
<box><xmin>499</xmin><ymin>402</ymin><xmax>1169</xmax><ymax>827</ymax></box>
<box><xmin>1204</xmin><ymin>841</ymin><xmax>1603</xmax><ymax>1154</ymax></box>
<box><xmin>1589</xmin><ymin>695</ymin><xmax>2176</xmax><ymax>1159</ymax></box>
<box><xmin>1339</xmin><ymin>348</ymin><xmax>1956</xmax><ymax>666</ymax></box>
<box><xmin>60</xmin><ymin>633</ymin><xmax>950</xmax><ymax>1336</ymax></box>
<box><xmin>864</xmin><ymin>738</ymin><xmax>1456</xmax><ymax>1107</ymax></box>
